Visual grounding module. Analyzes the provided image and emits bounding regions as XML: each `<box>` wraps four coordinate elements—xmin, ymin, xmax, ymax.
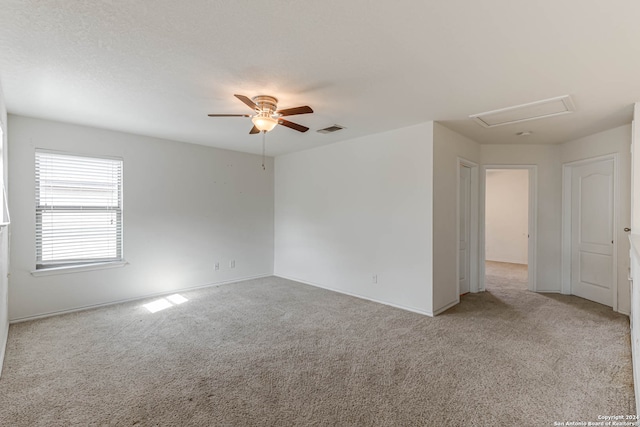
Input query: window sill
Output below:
<box><xmin>31</xmin><ymin>260</ymin><xmax>128</xmax><ymax>277</ymax></box>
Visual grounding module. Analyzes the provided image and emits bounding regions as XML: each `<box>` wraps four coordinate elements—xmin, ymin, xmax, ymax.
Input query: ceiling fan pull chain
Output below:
<box><xmin>262</xmin><ymin>130</ymin><xmax>266</xmax><ymax>170</ymax></box>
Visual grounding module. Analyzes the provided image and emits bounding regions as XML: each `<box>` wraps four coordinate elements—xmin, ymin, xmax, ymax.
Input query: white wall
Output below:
<box><xmin>432</xmin><ymin>123</ymin><xmax>480</xmax><ymax>313</ymax></box>
<box><xmin>485</xmin><ymin>169</ymin><xmax>529</xmax><ymax>264</ymax></box>
<box><xmin>560</xmin><ymin>124</ymin><xmax>632</xmax><ymax>315</ymax></box>
<box><xmin>274</xmin><ymin>122</ymin><xmax>435</xmax><ymax>315</ymax></box>
<box><xmin>8</xmin><ymin>115</ymin><xmax>274</xmax><ymax>320</ymax></box>
<box><xmin>0</xmin><ymin>81</ymin><xmax>8</xmax><ymax>375</ymax></box>
<box><xmin>481</xmin><ymin>144</ymin><xmax>562</xmax><ymax>292</ymax></box>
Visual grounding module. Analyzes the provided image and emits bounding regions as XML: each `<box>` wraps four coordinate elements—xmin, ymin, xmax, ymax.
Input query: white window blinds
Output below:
<box><xmin>35</xmin><ymin>151</ymin><xmax>123</xmax><ymax>269</ymax></box>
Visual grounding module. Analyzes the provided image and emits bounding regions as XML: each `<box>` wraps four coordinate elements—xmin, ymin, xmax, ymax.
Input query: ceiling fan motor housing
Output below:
<box><xmin>252</xmin><ymin>95</ymin><xmax>278</xmax><ymax>115</ymax></box>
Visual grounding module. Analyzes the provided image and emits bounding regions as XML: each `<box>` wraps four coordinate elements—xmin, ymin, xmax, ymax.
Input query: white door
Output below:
<box><xmin>571</xmin><ymin>159</ymin><xmax>614</xmax><ymax>306</ymax></box>
<box><xmin>459</xmin><ymin>164</ymin><xmax>471</xmax><ymax>294</ymax></box>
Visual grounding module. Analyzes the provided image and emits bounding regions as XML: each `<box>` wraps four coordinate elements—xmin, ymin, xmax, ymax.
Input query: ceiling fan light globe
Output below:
<box><xmin>251</xmin><ymin>115</ymin><xmax>278</xmax><ymax>132</ymax></box>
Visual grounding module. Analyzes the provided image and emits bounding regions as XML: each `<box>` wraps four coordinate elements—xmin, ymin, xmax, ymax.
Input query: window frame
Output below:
<box><xmin>34</xmin><ymin>149</ymin><xmax>124</xmax><ymax>271</ymax></box>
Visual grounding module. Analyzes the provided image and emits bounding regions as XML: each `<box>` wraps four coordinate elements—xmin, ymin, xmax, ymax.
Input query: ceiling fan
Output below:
<box><xmin>208</xmin><ymin>94</ymin><xmax>313</xmax><ymax>134</ymax></box>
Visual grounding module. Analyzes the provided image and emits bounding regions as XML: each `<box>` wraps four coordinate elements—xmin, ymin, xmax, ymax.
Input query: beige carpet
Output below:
<box><xmin>485</xmin><ymin>260</ymin><xmax>528</xmax><ymax>290</ymax></box>
<box><xmin>0</xmin><ymin>268</ymin><xmax>634</xmax><ymax>426</ymax></box>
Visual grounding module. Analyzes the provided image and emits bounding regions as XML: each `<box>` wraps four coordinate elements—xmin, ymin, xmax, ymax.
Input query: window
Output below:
<box><xmin>35</xmin><ymin>151</ymin><xmax>123</xmax><ymax>269</ymax></box>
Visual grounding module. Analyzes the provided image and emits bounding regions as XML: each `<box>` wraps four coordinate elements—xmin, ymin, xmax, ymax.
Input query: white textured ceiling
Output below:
<box><xmin>1</xmin><ymin>1</ymin><xmax>640</xmax><ymax>156</ymax></box>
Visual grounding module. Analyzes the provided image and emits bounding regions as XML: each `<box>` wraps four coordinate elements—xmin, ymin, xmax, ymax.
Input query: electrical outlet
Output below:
<box><xmin>372</xmin><ymin>274</ymin><xmax>378</xmax><ymax>284</ymax></box>
<box><xmin>214</xmin><ymin>262</ymin><xmax>219</xmax><ymax>271</ymax></box>
<box><xmin>230</xmin><ymin>260</ymin><xmax>235</xmax><ymax>268</ymax></box>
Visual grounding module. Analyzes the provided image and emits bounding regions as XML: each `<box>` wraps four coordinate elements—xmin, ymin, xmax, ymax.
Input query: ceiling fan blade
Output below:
<box><xmin>207</xmin><ymin>114</ymin><xmax>252</xmax><ymax>117</ymax></box>
<box><xmin>276</xmin><ymin>106</ymin><xmax>314</xmax><ymax>117</ymax></box>
<box><xmin>234</xmin><ymin>94</ymin><xmax>258</xmax><ymax>111</ymax></box>
<box><xmin>249</xmin><ymin>125</ymin><xmax>260</xmax><ymax>134</ymax></box>
<box><xmin>278</xmin><ymin>119</ymin><xmax>309</xmax><ymax>133</ymax></box>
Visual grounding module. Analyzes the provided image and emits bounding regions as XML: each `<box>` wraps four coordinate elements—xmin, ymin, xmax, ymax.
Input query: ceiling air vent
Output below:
<box><xmin>469</xmin><ymin>95</ymin><xmax>575</xmax><ymax>128</ymax></box>
<box><xmin>317</xmin><ymin>124</ymin><xmax>345</xmax><ymax>134</ymax></box>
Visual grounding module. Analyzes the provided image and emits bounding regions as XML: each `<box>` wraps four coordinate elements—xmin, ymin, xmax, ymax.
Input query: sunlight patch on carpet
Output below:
<box><xmin>143</xmin><ymin>294</ymin><xmax>188</xmax><ymax>313</ymax></box>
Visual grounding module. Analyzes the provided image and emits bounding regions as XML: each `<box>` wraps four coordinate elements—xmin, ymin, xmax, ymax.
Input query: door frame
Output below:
<box><xmin>561</xmin><ymin>153</ymin><xmax>619</xmax><ymax>311</ymax></box>
<box><xmin>480</xmin><ymin>165</ymin><xmax>538</xmax><ymax>292</ymax></box>
<box><xmin>456</xmin><ymin>158</ymin><xmax>479</xmax><ymax>295</ymax></box>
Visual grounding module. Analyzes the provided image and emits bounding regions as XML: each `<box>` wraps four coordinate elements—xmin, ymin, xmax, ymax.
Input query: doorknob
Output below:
<box><xmin>624</xmin><ymin>227</ymin><xmax>631</xmax><ymax>232</ymax></box>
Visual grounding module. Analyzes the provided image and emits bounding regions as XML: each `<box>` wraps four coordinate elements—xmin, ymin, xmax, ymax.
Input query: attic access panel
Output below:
<box><xmin>470</xmin><ymin>95</ymin><xmax>575</xmax><ymax>128</ymax></box>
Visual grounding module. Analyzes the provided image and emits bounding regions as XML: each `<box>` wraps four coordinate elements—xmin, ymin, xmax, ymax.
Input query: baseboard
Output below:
<box><xmin>275</xmin><ymin>274</ymin><xmax>434</xmax><ymax>317</ymax></box>
<box><xmin>0</xmin><ymin>320</ymin><xmax>7</xmax><ymax>378</ymax></box>
<box><xmin>9</xmin><ymin>274</ymin><xmax>272</xmax><ymax>324</ymax></box>
<box><xmin>486</xmin><ymin>259</ymin><xmax>528</xmax><ymax>266</ymax></box>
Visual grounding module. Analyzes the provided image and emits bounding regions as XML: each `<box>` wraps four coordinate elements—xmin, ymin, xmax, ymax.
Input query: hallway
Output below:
<box><xmin>485</xmin><ymin>261</ymin><xmax>528</xmax><ymax>291</ymax></box>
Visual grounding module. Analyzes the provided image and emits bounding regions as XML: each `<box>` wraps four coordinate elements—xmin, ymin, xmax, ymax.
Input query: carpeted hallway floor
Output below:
<box><xmin>0</xmin><ymin>268</ymin><xmax>634</xmax><ymax>426</ymax></box>
<box><xmin>485</xmin><ymin>260</ymin><xmax>528</xmax><ymax>290</ymax></box>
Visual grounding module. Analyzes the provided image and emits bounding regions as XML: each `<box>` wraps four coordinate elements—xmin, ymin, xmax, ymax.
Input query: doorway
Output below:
<box><xmin>457</xmin><ymin>158</ymin><xmax>479</xmax><ymax>296</ymax></box>
<box><xmin>485</xmin><ymin>169</ymin><xmax>529</xmax><ymax>289</ymax></box>
<box><xmin>459</xmin><ymin>164</ymin><xmax>472</xmax><ymax>294</ymax></box>
<box><xmin>480</xmin><ymin>166</ymin><xmax>537</xmax><ymax>292</ymax></box>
